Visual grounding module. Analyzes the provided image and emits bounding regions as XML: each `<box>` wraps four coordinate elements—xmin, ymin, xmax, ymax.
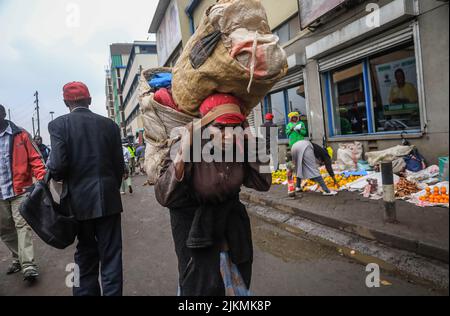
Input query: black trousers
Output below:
<box><xmin>170</xmin><ymin>209</ymin><xmax>225</xmax><ymax>296</ymax></box>
<box><xmin>73</xmin><ymin>214</ymin><xmax>123</xmax><ymax>296</ymax></box>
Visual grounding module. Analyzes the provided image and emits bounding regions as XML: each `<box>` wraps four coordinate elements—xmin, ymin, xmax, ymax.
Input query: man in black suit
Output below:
<box><xmin>48</xmin><ymin>82</ymin><xmax>125</xmax><ymax>296</ymax></box>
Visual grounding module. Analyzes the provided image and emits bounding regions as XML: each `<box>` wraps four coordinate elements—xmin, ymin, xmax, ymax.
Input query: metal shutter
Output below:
<box><xmin>318</xmin><ymin>26</ymin><xmax>414</xmax><ymax>72</ymax></box>
<box><xmin>271</xmin><ymin>70</ymin><xmax>304</xmax><ymax>92</ymax></box>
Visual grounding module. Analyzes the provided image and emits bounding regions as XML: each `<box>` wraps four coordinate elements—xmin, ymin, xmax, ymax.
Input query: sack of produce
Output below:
<box><xmin>172</xmin><ymin>0</ymin><xmax>288</xmax><ymax>117</ymax></box>
<box><xmin>366</xmin><ymin>145</ymin><xmax>414</xmax><ymax>167</ymax></box>
<box><xmin>139</xmin><ymin>68</ymin><xmax>194</xmax><ymax>184</ymax></box>
<box><xmin>336</xmin><ymin>142</ymin><xmax>363</xmax><ymax>171</ymax></box>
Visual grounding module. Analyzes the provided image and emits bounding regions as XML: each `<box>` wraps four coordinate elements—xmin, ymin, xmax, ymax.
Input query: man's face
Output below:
<box><xmin>395</xmin><ymin>71</ymin><xmax>405</xmax><ymax>86</ymax></box>
<box><xmin>291</xmin><ymin>117</ymin><xmax>299</xmax><ymax>123</ymax></box>
<box><xmin>35</xmin><ymin>137</ymin><xmax>42</xmax><ymax>145</ymax></box>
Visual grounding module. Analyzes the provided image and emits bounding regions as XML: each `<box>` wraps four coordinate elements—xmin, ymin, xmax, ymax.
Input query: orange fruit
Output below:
<box><xmin>441</xmin><ymin>187</ymin><xmax>447</xmax><ymax>194</ymax></box>
<box><xmin>426</xmin><ymin>187</ymin><xmax>431</xmax><ymax>193</ymax></box>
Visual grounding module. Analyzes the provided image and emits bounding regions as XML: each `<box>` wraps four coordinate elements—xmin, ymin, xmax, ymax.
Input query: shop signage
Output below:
<box><xmin>298</xmin><ymin>0</ymin><xmax>347</xmax><ymax>29</ymax></box>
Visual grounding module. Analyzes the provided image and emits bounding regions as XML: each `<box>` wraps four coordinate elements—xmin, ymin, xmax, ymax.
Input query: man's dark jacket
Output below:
<box><xmin>48</xmin><ymin>108</ymin><xmax>125</xmax><ymax>221</ymax></box>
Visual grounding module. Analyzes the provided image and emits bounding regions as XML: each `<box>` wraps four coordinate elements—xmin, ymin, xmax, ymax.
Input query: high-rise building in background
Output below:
<box><xmin>122</xmin><ymin>41</ymin><xmax>158</xmax><ymax>144</ymax></box>
<box><xmin>106</xmin><ymin>43</ymin><xmax>134</xmax><ymax>137</ymax></box>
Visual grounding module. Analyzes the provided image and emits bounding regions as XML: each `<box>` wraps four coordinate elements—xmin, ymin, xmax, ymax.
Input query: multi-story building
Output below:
<box><xmin>170</xmin><ymin>0</ymin><xmax>448</xmax><ymax>164</ymax></box>
<box><xmin>106</xmin><ymin>43</ymin><xmax>134</xmax><ymax>136</ymax></box>
<box><xmin>122</xmin><ymin>41</ymin><xmax>158</xmax><ymax>144</ymax></box>
<box><xmin>105</xmin><ymin>69</ymin><xmax>115</xmax><ymax>120</ymax></box>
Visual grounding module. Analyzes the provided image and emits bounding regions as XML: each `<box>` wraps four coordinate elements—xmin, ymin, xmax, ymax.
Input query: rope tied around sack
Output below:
<box><xmin>247</xmin><ymin>30</ymin><xmax>258</xmax><ymax>93</ymax></box>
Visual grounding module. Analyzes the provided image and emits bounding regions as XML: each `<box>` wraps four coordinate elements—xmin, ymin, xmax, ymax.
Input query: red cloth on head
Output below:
<box><xmin>199</xmin><ymin>94</ymin><xmax>246</xmax><ymax>125</ymax></box>
<box><xmin>265</xmin><ymin>113</ymin><xmax>274</xmax><ymax>121</ymax></box>
<box><xmin>154</xmin><ymin>88</ymin><xmax>179</xmax><ymax>111</ymax></box>
<box><xmin>63</xmin><ymin>82</ymin><xmax>91</xmax><ymax>101</ymax></box>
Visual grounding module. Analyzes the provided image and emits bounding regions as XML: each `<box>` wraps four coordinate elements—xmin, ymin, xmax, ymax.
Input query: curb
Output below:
<box><xmin>245</xmin><ymin>202</ymin><xmax>449</xmax><ymax>290</ymax></box>
<box><xmin>240</xmin><ymin>191</ymin><xmax>449</xmax><ymax>264</ymax></box>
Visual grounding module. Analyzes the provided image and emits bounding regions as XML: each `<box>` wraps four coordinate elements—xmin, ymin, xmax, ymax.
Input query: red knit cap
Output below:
<box><xmin>63</xmin><ymin>82</ymin><xmax>91</xmax><ymax>101</ymax></box>
<box><xmin>199</xmin><ymin>94</ymin><xmax>246</xmax><ymax>125</ymax></box>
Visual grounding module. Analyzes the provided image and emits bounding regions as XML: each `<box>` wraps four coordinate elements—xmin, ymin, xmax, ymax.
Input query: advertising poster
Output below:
<box><xmin>375</xmin><ymin>57</ymin><xmax>418</xmax><ymax>106</ymax></box>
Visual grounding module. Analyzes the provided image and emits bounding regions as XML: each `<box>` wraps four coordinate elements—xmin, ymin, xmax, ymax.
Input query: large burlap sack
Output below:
<box><xmin>172</xmin><ymin>0</ymin><xmax>288</xmax><ymax>117</ymax></box>
<box><xmin>336</xmin><ymin>142</ymin><xmax>363</xmax><ymax>171</ymax></box>
<box><xmin>139</xmin><ymin>68</ymin><xmax>194</xmax><ymax>184</ymax></box>
<box><xmin>366</xmin><ymin>145</ymin><xmax>414</xmax><ymax>167</ymax></box>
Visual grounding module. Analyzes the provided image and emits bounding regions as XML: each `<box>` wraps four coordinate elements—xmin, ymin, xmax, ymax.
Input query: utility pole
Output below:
<box><xmin>32</xmin><ymin>117</ymin><xmax>36</xmax><ymax>138</ymax></box>
<box><xmin>50</xmin><ymin>111</ymin><xmax>55</xmax><ymax>121</ymax></box>
<box><xmin>34</xmin><ymin>91</ymin><xmax>40</xmax><ymax>137</ymax></box>
<box><xmin>8</xmin><ymin>109</ymin><xmax>11</xmax><ymax>121</ymax></box>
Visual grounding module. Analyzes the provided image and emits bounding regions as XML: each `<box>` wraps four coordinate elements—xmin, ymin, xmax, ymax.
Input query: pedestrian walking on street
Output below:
<box><xmin>126</xmin><ymin>141</ymin><xmax>137</xmax><ymax>176</ymax></box>
<box><xmin>292</xmin><ymin>140</ymin><xmax>338</xmax><ymax>196</ymax></box>
<box><xmin>155</xmin><ymin>94</ymin><xmax>271</xmax><ymax>296</ymax></box>
<box><xmin>135</xmin><ymin>143</ymin><xmax>146</xmax><ymax>175</ymax></box>
<box><xmin>33</xmin><ymin>135</ymin><xmax>50</xmax><ymax>163</ymax></box>
<box><xmin>121</xmin><ymin>139</ymin><xmax>133</xmax><ymax>195</ymax></box>
<box><xmin>47</xmin><ymin>82</ymin><xmax>125</xmax><ymax>296</ymax></box>
<box><xmin>261</xmin><ymin>113</ymin><xmax>278</xmax><ymax>170</ymax></box>
<box><xmin>0</xmin><ymin>104</ymin><xmax>45</xmax><ymax>282</ymax></box>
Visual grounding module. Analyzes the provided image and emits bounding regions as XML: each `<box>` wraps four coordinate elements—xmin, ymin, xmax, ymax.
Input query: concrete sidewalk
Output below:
<box><xmin>241</xmin><ymin>185</ymin><xmax>449</xmax><ymax>263</ymax></box>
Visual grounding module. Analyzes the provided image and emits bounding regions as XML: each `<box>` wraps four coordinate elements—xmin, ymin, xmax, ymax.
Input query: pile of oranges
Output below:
<box><xmin>419</xmin><ymin>186</ymin><xmax>449</xmax><ymax>204</ymax></box>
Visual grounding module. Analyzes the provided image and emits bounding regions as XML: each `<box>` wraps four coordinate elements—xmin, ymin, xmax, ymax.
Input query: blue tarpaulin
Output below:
<box><xmin>149</xmin><ymin>73</ymin><xmax>172</xmax><ymax>88</ymax></box>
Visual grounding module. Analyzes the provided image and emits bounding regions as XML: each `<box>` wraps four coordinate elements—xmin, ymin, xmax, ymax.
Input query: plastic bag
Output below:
<box><xmin>149</xmin><ymin>73</ymin><xmax>172</xmax><ymax>89</ymax></box>
<box><xmin>220</xmin><ymin>252</ymin><xmax>251</xmax><ymax>297</ymax></box>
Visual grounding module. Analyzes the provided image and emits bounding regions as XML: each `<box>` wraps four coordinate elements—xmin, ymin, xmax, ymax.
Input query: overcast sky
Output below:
<box><xmin>0</xmin><ymin>0</ymin><xmax>158</xmax><ymax>143</ymax></box>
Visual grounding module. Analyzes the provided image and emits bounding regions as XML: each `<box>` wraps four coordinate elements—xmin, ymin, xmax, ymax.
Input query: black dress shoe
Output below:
<box><xmin>6</xmin><ymin>262</ymin><xmax>21</xmax><ymax>275</ymax></box>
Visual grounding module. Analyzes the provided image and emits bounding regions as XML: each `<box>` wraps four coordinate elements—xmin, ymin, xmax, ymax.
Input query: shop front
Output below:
<box><xmin>302</xmin><ymin>0</ymin><xmax>449</xmax><ymax>164</ymax></box>
<box><xmin>260</xmin><ymin>67</ymin><xmax>309</xmax><ymax>162</ymax></box>
<box><xmin>319</xmin><ymin>25</ymin><xmax>423</xmax><ymax>138</ymax></box>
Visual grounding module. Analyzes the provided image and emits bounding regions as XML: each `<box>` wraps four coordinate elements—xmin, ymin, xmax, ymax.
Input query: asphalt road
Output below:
<box><xmin>0</xmin><ymin>176</ymin><xmax>440</xmax><ymax>296</ymax></box>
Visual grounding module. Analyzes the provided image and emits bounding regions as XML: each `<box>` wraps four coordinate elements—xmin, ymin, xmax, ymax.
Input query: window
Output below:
<box><xmin>369</xmin><ymin>45</ymin><xmax>420</xmax><ymax>132</ymax></box>
<box><xmin>269</xmin><ymin>91</ymin><xmax>287</xmax><ymax>139</ymax></box>
<box><xmin>263</xmin><ymin>81</ymin><xmax>308</xmax><ymax>140</ymax></box>
<box><xmin>273</xmin><ymin>15</ymin><xmax>300</xmax><ymax>46</ymax></box>
<box><xmin>322</xmin><ymin>42</ymin><xmax>422</xmax><ymax>137</ymax></box>
<box><xmin>287</xmin><ymin>85</ymin><xmax>309</xmax><ymax>135</ymax></box>
<box><xmin>327</xmin><ymin>62</ymin><xmax>368</xmax><ymax>136</ymax></box>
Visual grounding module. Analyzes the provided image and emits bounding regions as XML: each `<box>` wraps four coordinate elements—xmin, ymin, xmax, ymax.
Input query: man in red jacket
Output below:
<box><xmin>0</xmin><ymin>104</ymin><xmax>46</xmax><ymax>281</ymax></box>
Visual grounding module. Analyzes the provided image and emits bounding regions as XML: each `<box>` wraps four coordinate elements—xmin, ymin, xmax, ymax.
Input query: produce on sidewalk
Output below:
<box><xmin>418</xmin><ymin>186</ymin><xmax>449</xmax><ymax>204</ymax></box>
<box><xmin>303</xmin><ymin>174</ymin><xmax>363</xmax><ymax>191</ymax></box>
<box><xmin>395</xmin><ymin>178</ymin><xmax>421</xmax><ymax>198</ymax></box>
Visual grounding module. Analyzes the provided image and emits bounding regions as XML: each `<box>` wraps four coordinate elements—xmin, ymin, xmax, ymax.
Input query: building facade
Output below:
<box><xmin>105</xmin><ymin>69</ymin><xmax>115</xmax><ymax>120</ymax></box>
<box><xmin>106</xmin><ymin>43</ymin><xmax>134</xmax><ymax>137</ymax></box>
<box><xmin>122</xmin><ymin>41</ymin><xmax>158</xmax><ymax>143</ymax></box>
<box><xmin>288</xmin><ymin>0</ymin><xmax>448</xmax><ymax>164</ymax></box>
<box><xmin>149</xmin><ymin>0</ymin><xmax>449</xmax><ymax>164</ymax></box>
